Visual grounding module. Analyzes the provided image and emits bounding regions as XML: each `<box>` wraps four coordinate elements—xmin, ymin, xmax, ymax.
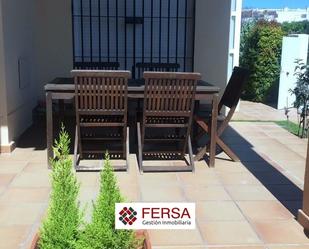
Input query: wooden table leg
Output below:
<box><xmin>194</xmin><ymin>94</ymin><xmax>219</xmax><ymax>164</ymax></box>
<box><xmin>46</xmin><ymin>92</ymin><xmax>53</xmax><ymax>168</ymax></box>
<box><xmin>209</xmin><ymin>93</ymin><xmax>219</xmax><ymax>167</ymax></box>
<box><xmin>58</xmin><ymin>99</ymin><xmax>65</xmax><ymax>122</ymax></box>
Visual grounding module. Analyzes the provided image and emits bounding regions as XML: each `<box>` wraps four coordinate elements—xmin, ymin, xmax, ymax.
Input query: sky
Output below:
<box><xmin>244</xmin><ymin>0</ymin><xmax>309</xmax><ymax>9</ymax></box>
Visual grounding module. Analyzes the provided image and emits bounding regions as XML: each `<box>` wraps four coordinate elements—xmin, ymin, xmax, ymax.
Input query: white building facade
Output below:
<box><xmin>242</xmin><ymin>7</ymin><xmax>309</xmax><ymax>23</ymax></box>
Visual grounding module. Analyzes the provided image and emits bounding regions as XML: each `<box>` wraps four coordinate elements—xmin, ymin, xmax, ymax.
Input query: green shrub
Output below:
<box><xmin>39</xmin><ymin>126</ymin><xmax>83</xmax><ymax>249</ymax></box>
<box><xmin>76</xmin><ymin>153</ymin><xmax>138</xmax><ymax>249</ymax></box>
<box><xmin>290</xmin><ymin>59</ymin><xmax>309</xmax><ymax>138</ymax></box>
<box><xmin>281</xmin><ymin>20</ymin><xmax>309</xmax><ymax>35</ymax></box>
<box><xmin>240</xmin><ymin>20</ymin><xmax>284</xmax><ymax>102</ymax></box>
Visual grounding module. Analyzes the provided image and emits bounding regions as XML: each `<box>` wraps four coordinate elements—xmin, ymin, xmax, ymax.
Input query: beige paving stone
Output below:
<box><xmin>10</xmin><ymin>172</ymin><xmax>50</xmax><ymax>188</ymax></box>
<box><xmin>115</xmin><ymin>171</ymin><xmax>138</xmax><ymax>186</ymax></box>
<box><xmin>207</xmin><ymin>247</ymin><xmax>266</xmax><ymax>249</ymax></box>
<box><xmin>196</xmin><ymin>201</ymin><xmax>245</xmax><ymax>221</ymax></box>
<box><xmin>152</xmin><ymin>247</ymin><xmax>208</xmax><ymax>249</ymax></box>
<box><xmin>22</xmin><ymin>162</ymin><xmax>49</xmax><ymax>173</ymax></box>
<box><xmin>266</xmin><ymin>150</ymin><xmax>305</xmax><ymax>162</ymax></box>
<box><xmin>141</xmin><ymin>185</ymin><xmax>185</xmax><ymax>202</ymax></box>
<box><xmin>78</xmin><ymin>186</ymin><xmax>99</xmax><ymax>202</ymax></box>
<box><xmin>252</xmin><ymin>220</ymin><xmax>309</xmax><ymax>244</ymax></box>
<box><xmin>218</xmin><ymin>172</ymin><xmax>261</xmax><ymax>185</ymax></box>
<box><xmin>0</xmin><ymin>225</ymin><xmax>30</xmax><ymax>249</ymax></box>
<box><xmin>215</xmin><ymin>161</ymin><xmax>252</xmax><ymax>173</ymax></box>
<box><xmin>0</xmin><ymin>187</ymin><xmax>50</xmax><ymax>204</ymax></box>
<box><xmin>225</xmin><ymin>185</ymin><xmax>276</xmax><ymax>201</ymax></box>
<box><xmin>148</xmin><ymin>229</ymin><xmax>204</xmax><ymax>246</ymax></box>
<box><xmin>178</xmin><ymin>170</ymin><xmax>221</xmax><ymax>186</ymax></box>
<box><xmin>0</xmin><ymin>186</ymin><xmax>5</xmax><ymax>195</ymax></box>
<box><xmin>267</xmin><ymin>246</ymin><xmax>309</xmax><ymax>249</ymax></box>
<box><xmin>184</xmin><ymin>186</ymin><xmax>231</xmax><ymax>201</ymax></box>
<box><xmin>0</xmin><ymin>204</ymin><xmax>45</xmax><ymax>225</ymax></box>
<box><xmin>138</xmin><ymin>173</ymin><xmax>179</xmax><ymax>187</ymax></box>
<box><xmin>0</xmin><ymin>161</ymin><xmax>28</xmax><ymax>173</ymax></box>
<box><xmin>236</xmin><ymin>201</ymin><xmax>294</xmax><ymax>221</ymax></box>
<box><xmin>28</xmin><ymin>151</ymin><xmax>48</xmax><ymax>163</ymax></box>
<box><xmin>0</xmin><ymin>174</ymin><xmax>16</xmax><ymax>187</ymax></box>
<box><xmin>119</xmin><ymin>184</ymin><xmax>140</xmax><ymax>202</ymax></box>
<box><xmin>76</xmin><ymin>172</ymin><xmax>100</xmax><ymax>187</ymax></box>
<box><xmin>199</xmin><ymin>221</ymin><xmax>261</xmax><ymax>245</ymax></box>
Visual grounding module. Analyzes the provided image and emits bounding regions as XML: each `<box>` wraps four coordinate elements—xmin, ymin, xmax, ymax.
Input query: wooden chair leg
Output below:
<box><xmin>123</xmin><ymin>126</ymin><xmax>127</xmax><ymax>159</ymax></box>
<box><xmin>137</xmin><ymin>122</ymin><xmax>143</xmax><ymax>174</ymax></box>
<box><xmin>74</xmin><ymin>125</ymin><xmax>79</xmax><ymax>170</ymax></box>
<box><xmin>77</xmin><ymin>126</ymin><xmax>83</xmax><ymax>160</ymax></box>
<box><xmin>217</xmin><ymin>137</ymin><xmax>240</xmax><ymax>162</ymax></box>
<box><xmin>194</xmin><ymin>146</ymin><xmax>207</xmax><ymax>161</ymax></box>
<box><xmin>187</xmin><ymin>135</ymin><xmax>195</xmax><ymax>173</ymax></box>
<box><xmin>126</xmin><ymin>127</ymin><xmax>130</xmax><ymax>172</ymax></box>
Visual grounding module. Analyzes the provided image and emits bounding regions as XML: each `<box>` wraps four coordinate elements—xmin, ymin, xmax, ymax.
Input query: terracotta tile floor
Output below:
<box><xmin>0</xmin><ymin>113</ymin><xmax>309</xmax><ymax>248</ymax></box>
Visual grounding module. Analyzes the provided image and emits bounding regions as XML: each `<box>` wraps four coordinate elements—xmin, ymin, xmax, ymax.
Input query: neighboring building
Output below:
<box><xmin>242</xmin><ymin>7</ymin><xmax>309</xmax><ymax>23</ymax></box>
<box><xmin>0</xmin><ymin>0</ymin><xmax>243</xmax><ymax>153</ymax></box>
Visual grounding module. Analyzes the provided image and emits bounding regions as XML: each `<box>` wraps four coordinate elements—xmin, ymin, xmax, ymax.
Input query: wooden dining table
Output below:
<box><xmin>44</xmin><ymin>77</ymin><xmax>220</xmax><ymax>168</ymax></box>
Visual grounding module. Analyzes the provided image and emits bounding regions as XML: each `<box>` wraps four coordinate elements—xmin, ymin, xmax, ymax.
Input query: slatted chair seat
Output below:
<box><xmin>72</xmin><ymin>70</ymin><xmax>131</xmax><ymax>171</ymax></box>
<box><xmin>144</xmin><ymin>134</ymin><xmax>186</xmax><ymax>141</ymax></box>
<box><xmin>137</xmin><ymin>72</ymin><xmax>201</xmax><ymax>173</ymax></box>
<box><xmin>80</xmin><ymin>116</ymin><xmax>124</xmax><ymax>126</ymax></box>
<box><xmin>145</xmin><ymin>117</ymin><xmax>188</xmax><ymax>126</ymax></box>
<box><xmin>194</xmin><ymin>67</ymin><xmax>250</xmax><ymax>163</ymax></box>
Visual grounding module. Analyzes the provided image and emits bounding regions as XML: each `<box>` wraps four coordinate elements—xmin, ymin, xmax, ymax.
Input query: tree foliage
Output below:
<box><xmin>39</xmin><ymin>126</ymin><xmax>83</xmax><ymax>249</ymax></box>
<box><xmin>240</xmin><ymin>20</ymin><xmax>284</xmax><ymax>102</ymax></box>
<box><xmin>290</xmin><ymin>59</ymin><xmax>309</xmax><ymax>137</ymax></box>
<box><xmin>281</xmin><ymin>20</ymin><xmax>309</xmax><ymax>35</ymax></box>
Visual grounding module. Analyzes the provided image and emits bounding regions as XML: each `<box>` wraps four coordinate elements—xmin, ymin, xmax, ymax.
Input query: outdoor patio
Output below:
<box><xmin>0</xmin><ymin>101</ymin><xmax>308</xmax><ymax>249</ymax></box>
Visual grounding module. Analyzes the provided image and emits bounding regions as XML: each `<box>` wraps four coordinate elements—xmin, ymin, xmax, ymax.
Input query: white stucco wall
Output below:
<box><xmin>0</xmin><ymin>0</ymin><xmax>36</xmax><ymax>146</ymax></box>
<box><xmin>194</xmin><ymin>0</ymin><xmax>232</xmax><ymax>93</ymax></box>
<box><xmin>0</xmin><ymin>1</ymin><xmax>8</xmax><ymax>147</ymax></box>
<box><xmin>0</xmin><ymin>0</ymin><xmax>73</xmax><ymax>148</ymax></box>
<box><xmin>34</xmin><ymin>0</ymin><xmax>73</xmax><ymax>99</ymax></box>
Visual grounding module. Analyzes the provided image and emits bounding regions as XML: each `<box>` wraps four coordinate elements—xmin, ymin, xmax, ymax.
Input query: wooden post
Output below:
<box><xmin>209</xmin><ymin>93</ymin><xmax>219</xmax><ymax>167</ymax></box>
<box><xmin>46</xmin><ymin>92</ymin><xmax>53</xmax><ymax>169</ymax></box>
<box><xmin>298</xmin><ymin>138</ymin><xmax>309</xmax><ymax>230</ymax></box>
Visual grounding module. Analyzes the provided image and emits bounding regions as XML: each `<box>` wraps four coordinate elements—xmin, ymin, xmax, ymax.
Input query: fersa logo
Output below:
<box><xmin>116</xmin><ymin>203</ymin><xmax>195</xmax><ymax>230</ymax></box>
<box><xmin>119</xmin><ymin>207</ymin><xmax>137</xmax><ymax>225</ymax></box>
<box><xmin>142</xmin><ymin>207</ymin><xmax>191</xmax><ymax>219</ymax></box>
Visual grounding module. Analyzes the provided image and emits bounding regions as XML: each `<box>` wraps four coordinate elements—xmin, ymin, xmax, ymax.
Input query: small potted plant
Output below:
<box><xmin>30</xmin><ymin>127</ymin><xmax>151</xmax><ymax>249</ymax></box>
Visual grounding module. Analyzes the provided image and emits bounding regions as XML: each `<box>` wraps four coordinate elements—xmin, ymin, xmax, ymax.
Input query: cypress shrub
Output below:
<box><xmin>39</xmin><ymin>126</ymin><xmax>83</xmax><ymax>249</ymax></box>
<box><xmin>76</xmin><ymin>153</ymin><xmax>139</xmax><ymax>249</ymax></box>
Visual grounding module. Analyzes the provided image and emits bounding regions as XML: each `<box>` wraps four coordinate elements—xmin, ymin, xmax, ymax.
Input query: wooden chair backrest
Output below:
<box><xmin>217</xmin><ymin>67</ymin><xmax>250</xmax><ymax>136</ymax></box>
<box><xmin>74</xmin><ymin>62</ymin><xmax>120</xmax><ymax>70</ymax></box>
<box><xmin>136</xmin><ymin>63</ymin><xmax>180</xmax><ymax>79</ymax></box>
<box><xmin>143</xmin><ymin>72</ymin><xmax>200</xmax><ymax>117</ymax></box>
<box><xmin>219</xmin><ymin>67</ymin><xmax>250</xmax><ymax>111</ymax></box>
<box><xmin>72</xmin><ymin>70</ymin><xmax>130</xmax><ymax>114</ymax></box>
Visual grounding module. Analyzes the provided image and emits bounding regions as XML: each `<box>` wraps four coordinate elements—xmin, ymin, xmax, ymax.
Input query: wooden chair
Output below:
<box><xmin>72</xmin><ymin>70</ymin><xmax>131</xmax><ymax>171</ymax></box>
<box><xmin>134</xmin><ymin>63</ymin><xmax>180</xmax><ymax>115</ymax></box>
<box><xmin>194</xmin><ymin>67</ymin><xmax>250</xmax><ymax>162</ymax></box>
<box><xmin>135</xmin><ymin>63</ymin><xmax>180</xmax><ymax>79</ymax></box>
<box><xmin>74</xmin><ymin>62</ymin><xmax>120</xmax><ymax>70</ymax></box>
<box><xmin>137</xmin><ymin>72</ymin><xmax>201</xmax><ymax>173</ymax></box>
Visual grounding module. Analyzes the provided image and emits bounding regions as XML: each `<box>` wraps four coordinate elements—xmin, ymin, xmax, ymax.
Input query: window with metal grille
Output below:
<box><xmin>72</xmin><ymin>0</ymin><xmax>196</xmax><ymax>78</ymax></box>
